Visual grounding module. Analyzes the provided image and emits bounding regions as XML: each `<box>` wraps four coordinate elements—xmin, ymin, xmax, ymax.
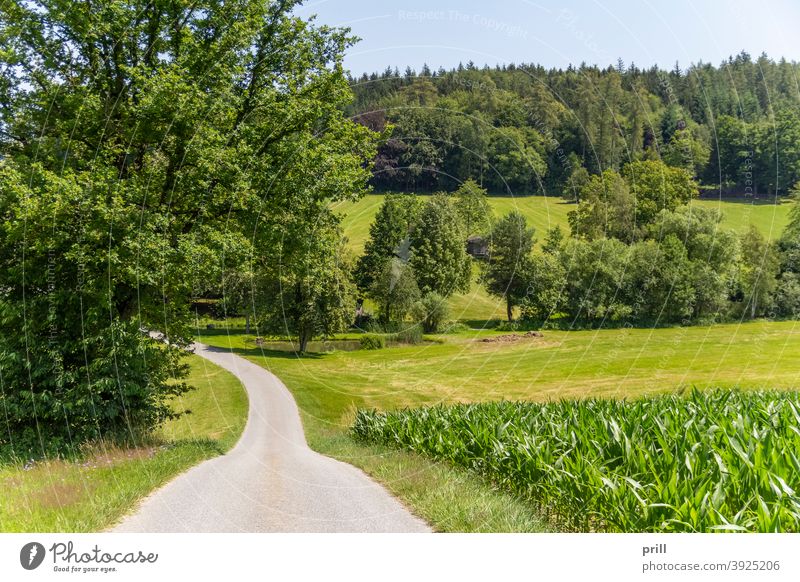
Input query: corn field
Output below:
<box><xmin>351</xmin><ymin>390</ymin><xmax>800</xmax><ymax>532</ymax></box>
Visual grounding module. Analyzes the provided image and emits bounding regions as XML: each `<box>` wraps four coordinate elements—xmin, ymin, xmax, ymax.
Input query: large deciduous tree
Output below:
<box><xmin>409</xmin><ymin>195</ymin><xmax>471</xmax><ymax>297</ymax></box>
<box><xmin>484</xmin><ymin>211</ymin><xmax>536</xmax><ymax>321</ymax></box>
<box><xmin>0</xmin><ymin>0</ymin><xmax>377</xmax><ymax>454</ymax></box>
<box><xmin>622</xmin><ymin>160</ymin><xmax>699</xmax><ymax>228</ymax></box>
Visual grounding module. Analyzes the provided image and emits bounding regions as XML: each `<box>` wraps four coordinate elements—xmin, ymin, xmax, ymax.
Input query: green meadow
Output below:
<box><xmin>334</xmin><ymin>194</ymin><xmax>794</xmax><ymax>253</ymax></box>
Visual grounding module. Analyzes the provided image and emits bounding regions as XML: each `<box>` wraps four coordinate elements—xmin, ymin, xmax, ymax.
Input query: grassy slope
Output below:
<box><xmin>197</xmin><ymin>319</ymin><xmax>800</xmax><ymax>530</ymax></box>
<box><xmin>0</xmin><ymin>355</ymin><xmax>247</xmax><ymax>532</ymax></box>
<box><xmin>335</xmin><ymin>194</ymin><xmax>793</xmax><ymax>253</ymax></box>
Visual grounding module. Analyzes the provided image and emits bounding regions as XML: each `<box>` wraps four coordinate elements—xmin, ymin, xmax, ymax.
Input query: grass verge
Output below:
<box><xmin>0</xmin><ymin>355</ymin><xmax>247</xmax><ymax>532</ymax></box>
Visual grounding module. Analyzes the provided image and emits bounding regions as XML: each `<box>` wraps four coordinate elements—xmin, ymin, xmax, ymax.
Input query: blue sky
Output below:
<box><xmin>295</xmin><ymin>0</ymin><xmax>800</xmax><ymax>75</ymax></box>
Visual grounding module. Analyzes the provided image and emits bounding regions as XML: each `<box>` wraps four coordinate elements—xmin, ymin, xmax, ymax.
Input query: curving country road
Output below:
<box><xmin>113</xmin><ymin>343</ymin><xmax>431</xmax><ymax>533</ymax></box>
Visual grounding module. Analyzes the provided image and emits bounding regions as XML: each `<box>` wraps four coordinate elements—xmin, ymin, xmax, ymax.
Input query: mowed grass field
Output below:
<box><xmin>0</xmin><ymin>355</ymin><xmax>247</xmax><ymax>532</ymax></box>
<box><xmin>335</xmin><ymin>193</ymin><xmax>795</xmax><ymax>323</ymax></box>
<box><xmin>334</xmin><ymin>194</ymin><xmax>794</xmax><ymax>253</ymax></box>
<box><xmin>201</xmin><ymin>321</ymin><xmax>800</xmax><ymax>430</ymax></box>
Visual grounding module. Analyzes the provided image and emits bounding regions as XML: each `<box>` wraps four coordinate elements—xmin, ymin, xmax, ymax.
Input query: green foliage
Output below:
<box><xmin>519</xmin><ymin>253</ymin><xmax>566</xmax><ymax>322</ymax></box>
<box><xmin>569</xmin><ymin>170</ymin><xmax>636</xmax><ymax>242</ymax></box>
<box><xmin>257</xmin><ymin>227</ymin><xmax>357</xmax><ymax>353</ymax></box>
<box><xmin>352</xmin><ymin>55</ymin><xmax>800</xmax><ymax>197</ymax></box>
<box><xmin>569</xmin><ymin>161</ymin><xmax>699</xmax><ymax>242</ymax></box>
<box><xmin>0</xmin><ymin>0</ymin><xmax>379</xmax><ymax>449</ymax></box>
<box><xmin>359</xmin><ymin>334</ymin><xmax>386</xmax><ymax>350</ymax></box>
<box><xmin>558</xmin><ymin>237</ymin><xmax>635</xmax><ymax>322</ymax></box>
<box><xmin>541</xmin><ymin>207</ymin><xmax>740</xmax><ymax>325</ymax></box>
<box><xmin>542</xmin><ymin>226</ymin><xmax>565</xmax><ymax>255</ymax></box>
<box><xmin>412</xmin><ymin>292</ymin><xmax>451</xmax><ymax>333</ymax></box>
<box><xmin>409</xmin><ymin>195</ymin><xmax>471</xmax><ymax>297</ymax></box>
<box><xmin>354</xmin><ymin>194</ymin><xmax>423</xmax><ymax>293</ymax></box>
<box><xmin>0</xmin><ymin>165</ymin><xmax>192</xmax><ymax>457</ymax></box>
<box><xmin>779</xmin><ymin>187</ymin><xmax>800</xmax><ymax>274</ymax></box>
<box><xmin>735</xmin><ymin>226</ymin><xmax>781</xmax><ymax>318</ymax></box>
<box><xmin>484</xmin><ymin>212</ymin><xmax>536</xmax><ymax>321</ymax></box>
<box><xmin>368</xmin><ymin>258</ymin><xmax>421</xmax><ymax>325</ymax></box>
<box><xmin>774</xmin><ymin>273</ymin><xmax>800</xmax><ymax>318</ymax></box>
<box><xmin>662</xmin><ymin>128</ymin><xmax>711</xmax><ymax>178</ymax></box>
<box><xmin>485</xmin><ymin>127</ymin><xmax>547</xmax><ymax>194</ymax></box>
<box><xmin>352</xmin><ymin>390</ymin><xmax>800</xmax><ymax>532</ymax></box>
<box><xmin>561</xmin><ymin>163</ymin><xmax>590</xmax><ymax>203</ymax></box>
<box><xmin>453</xmin><ymin>179</ymin><xmax>492</xmax><ymax>236</ymax></box>
<box><xmin>623</xmin><ymin>159</ymin><xmax>699</xmax><ymax>226</ymax></box>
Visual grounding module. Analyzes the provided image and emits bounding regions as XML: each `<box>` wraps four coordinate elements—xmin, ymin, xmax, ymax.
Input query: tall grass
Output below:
<box><xmin>352</xmin><ymin>390</ymin><xmax>800</xmax><ymax>532</ymax></box>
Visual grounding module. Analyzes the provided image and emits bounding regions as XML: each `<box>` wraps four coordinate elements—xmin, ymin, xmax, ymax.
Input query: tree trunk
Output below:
<box><xmin>507</xmin><ymin>299</ymin><xmax>513</xmax><ymax>322</ymax></box>
<box><xmin>298</xmin><ymin>327</ymin><xmax>310</xmax><ymax>354</ymax></box>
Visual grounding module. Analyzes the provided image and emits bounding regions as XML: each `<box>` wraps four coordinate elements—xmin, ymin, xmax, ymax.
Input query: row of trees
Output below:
<box><xmin>492</xmin><ymin>200</ymin><xmax>800</xmax><ymax>327</ymax></box>
<box><xmin>354</xmin><ymin>158</ymin><xmax>800</xmax><ymax>332</ymax></box>
<box><xmin>349</xmin><ymin>54</ymin><xmax>800</xmax><ymax>197</ymax></box>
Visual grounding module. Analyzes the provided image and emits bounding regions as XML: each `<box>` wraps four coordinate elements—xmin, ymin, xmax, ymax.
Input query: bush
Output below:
<box><xmin>774</xmin><ymin>273</ymin><xmax>800</xmax><ymax>318</ymax></box>
<box><xmin>388</xmin><ymin>326</ymin><xmax>423</xmax><ymax>345</ymax></box>
<box><xmin>359</xmin><ymin>334</ymin><xmax>386</xmax><ymax>350</ymax></box>
<box><xmin>411</xmin><ymin>292</ymin><xmax>451</xmax><ymax>333</ymax></box>
<box><xmin>0</xmin><ymin>319</ymin><xmax>190</xmax><ymax>458</ymax></box>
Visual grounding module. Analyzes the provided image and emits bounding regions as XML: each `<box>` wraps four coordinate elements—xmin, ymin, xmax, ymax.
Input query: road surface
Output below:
<box><xmin>113</xmin><ymin>343</ymin><xmax>431</xmax><ymax>532</ymax></box>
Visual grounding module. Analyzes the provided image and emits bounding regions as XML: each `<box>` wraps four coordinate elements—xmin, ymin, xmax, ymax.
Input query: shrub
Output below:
<box><xmin>359</xmin><ymin>334</ymin><xmax>386</xmax><ymax>350</ymax></box>
<box><xmin>774</xmin><ymin>273</ymin><xmax>800</xmax><ymax>318</ymax></box>
<box><xmin>388</xmin><ymin>326</ymin><xmax>423</xmax><ymax>345</ymax></box>
<box><xmin>412</xmin><ymin>292</ymin><xmax>451</xmax><ymax>333</ymax></box>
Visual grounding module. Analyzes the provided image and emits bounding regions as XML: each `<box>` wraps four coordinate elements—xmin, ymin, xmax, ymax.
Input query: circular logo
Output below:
<box><xmin>20</xmin><ymin>542</ymin><xmax>46</xmax><ymax>570</ymax></box>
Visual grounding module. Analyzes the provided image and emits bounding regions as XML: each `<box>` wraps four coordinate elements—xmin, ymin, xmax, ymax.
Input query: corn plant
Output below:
<box><xmin>351</xmin><ymin>389</ymin><xmax>800</xmax><ymax>532</ymax></box>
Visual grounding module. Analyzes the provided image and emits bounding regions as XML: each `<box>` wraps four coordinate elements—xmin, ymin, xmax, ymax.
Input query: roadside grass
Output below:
<box><xmin>313</xmin><ymin>433</ymin><xmax>550</xmax><ymax>532</ymax></box>
<box><xmin>0</xmin><ymin>355</ymin><xmax>247</xmax><ymax>532</ymax></box>
<box><xmin>197</xmin><ymin>319</ymin><xmax>800</xmax><ymax>532</ymax></box>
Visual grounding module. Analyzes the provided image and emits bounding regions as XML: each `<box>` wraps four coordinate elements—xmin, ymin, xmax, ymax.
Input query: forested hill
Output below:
<box><xmin>347</xmin><ymin>53</ymin><xmax>800</xmax><ymax>197</ymax></box>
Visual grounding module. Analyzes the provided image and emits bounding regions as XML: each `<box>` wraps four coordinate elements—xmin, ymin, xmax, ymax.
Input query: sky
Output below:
<box><xmin>294</xmin><ymin>0</ymin><xmax>800</xmax><ymax>75</ymax></box>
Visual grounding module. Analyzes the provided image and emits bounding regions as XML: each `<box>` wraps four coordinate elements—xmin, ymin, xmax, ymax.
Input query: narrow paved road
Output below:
<box><xmin>113</xmin><ymin>343</ymin><xmax>430</xmax><ymax>532</ymax></box>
